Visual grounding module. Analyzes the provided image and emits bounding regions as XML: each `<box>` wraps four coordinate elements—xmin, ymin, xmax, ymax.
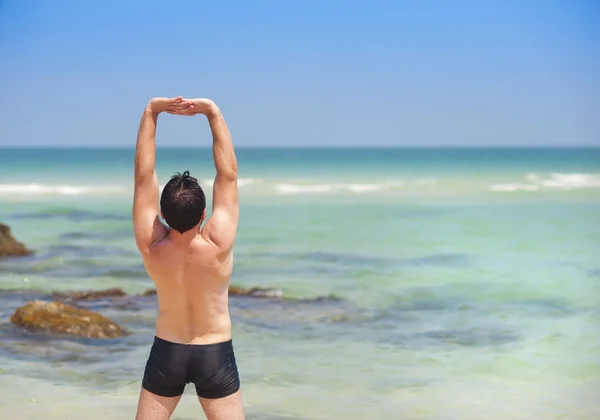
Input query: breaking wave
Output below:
<box><xmin>201</xmin><ymin>178</ymin><xmax>260</xmax><ymax>188</ymax></box>
<box><xmin>0</xmin><ymin>183</ymin><xmax>127</xmax><ymax>196</ymax></box>
<box><xmin>489</xmin><ymin>173</ymin><xmax>600</xmax><ymax>193</ymax></box>
<box><xmin>1</xmin><ymin>174</ymin><xmax>597</xmax><ymax>198</ymax></box>
<box><xmin>275</xmin><ymin>183</ymin><xmax>385</xmax><ymax>194</ymax></box>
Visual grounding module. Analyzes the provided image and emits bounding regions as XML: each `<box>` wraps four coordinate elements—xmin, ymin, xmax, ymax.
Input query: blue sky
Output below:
<box><xmin>0</xmin><ymin>0</ymin><xmax>598</xmax><ymax>147</ymax></box>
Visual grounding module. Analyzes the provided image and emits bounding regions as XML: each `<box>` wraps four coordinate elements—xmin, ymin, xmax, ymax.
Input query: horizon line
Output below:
<box><xmin>1</xmin><ymin>145</ymin><xmax>599</xmax><ymax>150</ymax></box>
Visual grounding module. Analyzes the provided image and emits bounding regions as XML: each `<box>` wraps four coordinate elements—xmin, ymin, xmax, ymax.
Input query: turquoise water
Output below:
<box><xmin>0</xmin><ymin>148</ymin><xmax>599</xmax><ymax>419</ymax></box>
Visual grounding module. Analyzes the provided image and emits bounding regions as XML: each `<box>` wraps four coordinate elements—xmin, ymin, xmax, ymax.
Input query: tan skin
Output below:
<box><xmin>133</xmin><ymin>97</ymin><xmax>243</xmax><ymax>420</ymax></box>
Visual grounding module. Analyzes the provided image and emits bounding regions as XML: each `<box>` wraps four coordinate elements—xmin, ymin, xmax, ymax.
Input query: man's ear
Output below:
<box><xmin>201</xmin><ymin>209</ymin><xmax>207</xmax><ymax>222</ymax></box>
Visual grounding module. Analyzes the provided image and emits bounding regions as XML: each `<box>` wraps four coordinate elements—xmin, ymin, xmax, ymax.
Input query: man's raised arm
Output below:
<box><xmin>189</xmin><ymin>99</ymin><xmax>238</xmax><ymax>248</ymax></box>
<box><xmin>133</xmin><ymin>96</ymin><xmax>192</xmax><ymax>252</ymax></box>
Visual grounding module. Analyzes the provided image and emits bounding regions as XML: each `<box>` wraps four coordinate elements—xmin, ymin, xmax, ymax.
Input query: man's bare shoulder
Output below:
<box><xmin>197</xmin><ymin>231</ymin><xmax>236</xmax><ymax>268</ymax></box>
<box><xmin>189</xmin><ymin>234</ymin><xmax>217</xmax><ymax>254</ymax></box>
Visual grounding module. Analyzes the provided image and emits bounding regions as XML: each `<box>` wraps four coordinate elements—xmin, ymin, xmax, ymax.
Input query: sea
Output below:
<box><xmin>0</xmin><ymin>147</ymin><xmax>598</xmax><ymax>420</ymax></box>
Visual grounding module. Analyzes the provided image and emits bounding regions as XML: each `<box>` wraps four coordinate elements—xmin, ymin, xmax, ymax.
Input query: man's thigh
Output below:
<box><xmin>199</xmin><ymin>389</ymin><xmax>245</xmax><ymax>420</ymax></box>
<box><xmin>135</xmin><ymin>388</ymin><xmax>182</xmax><ymax>420</ymax></box>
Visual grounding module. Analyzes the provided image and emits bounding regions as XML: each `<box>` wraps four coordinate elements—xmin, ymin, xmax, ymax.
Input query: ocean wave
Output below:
<box><xmin>0</xmin><ymin>183</ymin><xmax>127</xmax><ymax>196</ymax></box>
<box><xmin>0</xmin><ymin>179</ymin><xmax>261</xmax><ymax>197</ymax></box>
<box><xmin>534</xmin><ymin>173</ymin><xmax>600</xmax><ymax>189</ymax></box>
<box><xmin>275</xmin><ymin>183</ymin><xmax>392</xmax><ymax>194</ymax></box>
<box><xmin>200</xmin><ymin>178</ymin><xmax>260</xmax><ymax>188</ymax></box>
<box><xmin>3</xmin><ymin>173</ymin><xmax>595</xmax><ymax>198</ymax></box>
<box><xmin>489</xmin><ymin>184</ymin><xmax>540</xmax><ymax>192</ymax></box>
<box><xmin>273</xmin><ymin>179</ymin><xmax>440</xmax><ymax>194</ymax></box>
<box><xmin>489</xmin><ymin>173</ymin><xmax>600</xmax><ymax>193</ymax></box>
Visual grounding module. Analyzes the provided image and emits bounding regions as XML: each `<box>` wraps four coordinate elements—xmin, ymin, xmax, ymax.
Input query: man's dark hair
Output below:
<box><xmin>160</xmin><ymin>170</ymin><xmax>206</xmax><ymax>233</ymax></box>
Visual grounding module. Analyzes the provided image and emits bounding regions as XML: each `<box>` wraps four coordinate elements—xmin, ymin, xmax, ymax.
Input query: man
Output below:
<box><xmin>132</xmin><ymin>96</ymin><xmax>243</xmax><ymax>420</ymax></box>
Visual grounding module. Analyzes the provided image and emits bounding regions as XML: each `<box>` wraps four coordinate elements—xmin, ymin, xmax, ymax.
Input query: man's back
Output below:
<box><xmin>144</xmin><ymin>232</ymin><xmax>233</xmax><ymax>344</ymax></box>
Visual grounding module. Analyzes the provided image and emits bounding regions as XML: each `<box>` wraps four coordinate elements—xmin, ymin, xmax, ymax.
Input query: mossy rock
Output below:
<box><xmin>10</xmin><ymin>300</ymin><xmax>128</xmax><ymax>339</ymax></box>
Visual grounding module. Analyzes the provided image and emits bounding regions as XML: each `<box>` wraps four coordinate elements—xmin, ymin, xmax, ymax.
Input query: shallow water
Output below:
<box><xmin>0</xmin><ymin>148</ymin><xmax>599</xmax><ymax>419</ymax></box>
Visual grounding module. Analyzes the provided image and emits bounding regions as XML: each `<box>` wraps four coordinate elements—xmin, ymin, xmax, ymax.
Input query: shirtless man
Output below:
<box><xmin>132</xmin><ymin>96</ymin><xmax>243</xmax><ymax>420</ymax></box>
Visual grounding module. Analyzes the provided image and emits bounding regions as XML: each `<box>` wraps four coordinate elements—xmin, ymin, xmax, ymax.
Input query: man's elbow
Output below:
<box><xmin>134</xmin><ymin>161</ymin><xmax>152</xmax><ymax>182</ymax></box>
<box><xmin>134</xmin><ymin>168</ymin><xmax>155</xmax><ymax>184</ymax></box>
<box><xmin>218</xmin><ymin>163</ymin><xmax>238</xmax><ymax>181</ymax></box>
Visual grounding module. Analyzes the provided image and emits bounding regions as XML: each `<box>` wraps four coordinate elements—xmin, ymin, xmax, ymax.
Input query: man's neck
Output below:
<box><xmin>167</xmin><ymin>224</ymin><xmax>201</xmax><ymax>244</ymax></box>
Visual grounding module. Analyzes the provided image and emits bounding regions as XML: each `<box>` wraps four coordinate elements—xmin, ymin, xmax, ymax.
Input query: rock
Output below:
<box><xmin>229</xmin><ymin>285</ymin><xmax>283</xmax><ymax>298</ymax></box>
<box><xmin>227</xmin><ymin>285</ymin><xmax>245</xmax><ymax>295</ymax></box>
<box><xmin>142</xmin><ymin>285</ymin><xmax>283</xmax><ymax>298</ymax></box>
<box><xmin>245</xmin><ymin>287</ymin><xmax>284</xmax><ymax>298</ymax></box>
<box><xmin>0</xmin><ymin>223</ymin><xmax>31</xmax><ymax>257</ymax></box>
<box><xmin>52</xmin><ymin>288</ymin><xmax>127</xmax><ymax>301</ymax></box>
<box><xmin>10</xmin><ymin>300</ymin><xmax>128</xmax><ymax>339</ymax></box>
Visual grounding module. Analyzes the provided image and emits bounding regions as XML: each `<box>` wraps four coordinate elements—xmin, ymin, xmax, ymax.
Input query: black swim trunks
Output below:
<box><xmin>142</xmin><ymin>336</ymin><xmax>240</xmax><ymax>399</ymax></box>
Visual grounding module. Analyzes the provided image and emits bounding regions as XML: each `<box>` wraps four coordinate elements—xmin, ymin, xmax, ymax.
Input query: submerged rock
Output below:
<box><xmin>229</xmin><ymin>285</ymin><xmax>283</xmax><ymax>298</ymax></box>
<box><xmin>142</xmin><ymin>285</ymin><xmax>283</xmax><ymax>299</ymax></box>
<box><xmin>0</xmin><ymin>223</ymin><xmax>31</xmax><ymax>257</ymax></box>
<box><xmin>52</xmin><ymin>288</ymin><xmax>127</xmax><ymax>301</ymax></box>
<box><xmin>245</xmin><ymin>287</ymin><xmax>284</xmax><ymax>298</ymax></box>
<box><xmin>10</xmin><ymin>300</ymin><xmax>128</xmax><ymax>339</ymax></box>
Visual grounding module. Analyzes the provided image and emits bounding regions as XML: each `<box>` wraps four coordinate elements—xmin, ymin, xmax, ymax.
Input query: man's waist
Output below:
<box><xmin>155</xmin><ymin>315</ymin><xmax>232</xmax><ymax>345</ymax></box>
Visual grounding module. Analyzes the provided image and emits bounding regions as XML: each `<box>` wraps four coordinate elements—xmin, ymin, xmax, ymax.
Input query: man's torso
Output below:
<box><xmin>142</xmin><ymin>231</ymin><xmax>234</xmax><ymax>345</ymax></box>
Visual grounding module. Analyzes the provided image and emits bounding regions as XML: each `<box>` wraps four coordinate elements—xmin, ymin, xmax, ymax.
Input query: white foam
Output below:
<box><xmin>201</xmin><ymin>178</ymin><xmax>259</xmax><ymax>188</ymax></box>
<box><xmin>274</xmin><ymin>182</ymin><xmax>400</xmax><ymax>194</ymax></box>
<box><xmin>540</xmin><ymin>173</ymin><xmax>600</xmax><ymax>189</ymax></box>
<box><xmin>490</xmin><ymin>173</ymin><xmax>600</xmax><ymax>193</ymax></box>
<box><xmin>271</xmin><ymin>179</ymin><xmax>442</xmax><ymax>195</ymax></box>
<box><xmin>0</xmin><ymin>183</ymin><xmax>127</xmax><ymax>196</ymax></box>
<box><xmin>489</xmin><ymin>183</ymin><xmax>539</xmax><ymax>192</ymax></box>
<box><xmin>275</xmin><ymin>183</ymin><xmax>336</xmax><ymax>194</ymax></box>
<box><xmin>238</xmin><ymin>178</ymin><xmax>259</xmax><ymax>187</ymax></box>
<box><xmin>347</xmin><ymin>184</ymin><xmax>384</xmax><ymax>192</ymax></box>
